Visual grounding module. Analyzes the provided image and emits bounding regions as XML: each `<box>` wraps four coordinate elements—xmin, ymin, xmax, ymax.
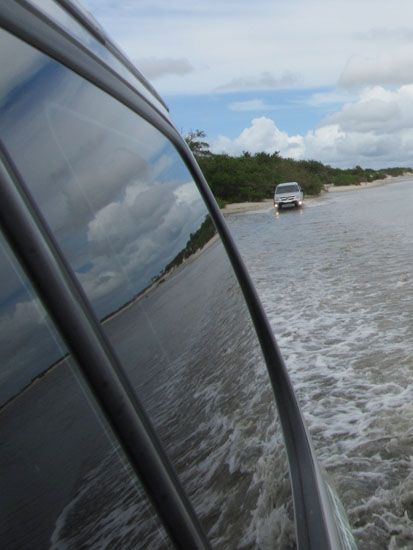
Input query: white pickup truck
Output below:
<box><xmin>274</xmin><ymin>182</ymin><xmax>304</xmax><ymax>209</ymax></box>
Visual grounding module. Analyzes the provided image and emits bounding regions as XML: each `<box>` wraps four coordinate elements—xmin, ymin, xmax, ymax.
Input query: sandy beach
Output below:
<box><xmin>221</xmin><ymin>199</ymin><xmax>274</xmax><ymax>215</ymax></box>
<box><xmin>221</xmin><ymin>173</ymin><xmax>413</xmax><ymax>215</ymax></box>
<box><xmin>325</xmin><ymin>172</ymin><xmax>413</xmax><ymax>193</ymax></box>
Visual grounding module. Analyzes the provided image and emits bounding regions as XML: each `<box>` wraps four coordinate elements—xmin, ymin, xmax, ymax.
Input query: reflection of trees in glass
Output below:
<box><xmin>102</xmin><ymin>216</ymin><xmax>216</xmax><ymax>323</ymax></box>
<box><xmin>162</xmin><ymin>215</ymin><xmax>215</xmax><ymax>275</ymax></box>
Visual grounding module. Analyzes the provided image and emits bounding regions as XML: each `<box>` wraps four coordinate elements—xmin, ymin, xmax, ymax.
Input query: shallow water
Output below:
<box><xmin>1</xmin><ymin>239</ymin><xmax>295</xmax><ymax>549</ymax></box>
<box><xmin>227</xmin><ymin>180</ymin><xmax>413</xmax><ymax>549</ymax></box>
<box><xmin>4</xmin><ymin>180</ymin><xmax>413</xmax><ymax>549</ymax></box>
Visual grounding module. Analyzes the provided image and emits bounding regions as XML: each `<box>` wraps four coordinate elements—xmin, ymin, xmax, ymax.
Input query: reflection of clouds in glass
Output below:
<box><xmin>3</xmin><ymin>87</ymin><xmax>165</xmax><ymax>240</ymax></box>
<box><xmin>0</xmin><ymin>39</ymin><xmax>209</xmax><ymax>318</ymax></box>
<box><xmin>78</xmin><ymin>267</ymin><xmax>126</xmax><ymax>303</ymax></box>
<box><xmin>47</xmin><ymin>108</ymin><xmax>158</xmax><ymax>233</ymax></box>
<box><xmin>48</xmin><ymin>104</ymin><xmax>207</xmax><ymax>314</ymax></box>
<box><xmin>174</xmin><ymin>182</ymin><xmax>201</xmax><ymax>205</ymax></box>
<box><xmin>0</xmin><ymin>295</ymin><xmax>63</xmax><ymax>404</ymax></box>
<box><xmin>0</xmin><ymin>298</ymin><xmax>46</xmax><ymax>343</ymax></box>
<box><xmin>87</xmin><ymin>185</ymin><xmax>171</xmax><ymax>251</ymax></box>
<box><xmin>84</xmin><ymin>178</ymin><xmax>206</xmax><ymax>308</ymax></box>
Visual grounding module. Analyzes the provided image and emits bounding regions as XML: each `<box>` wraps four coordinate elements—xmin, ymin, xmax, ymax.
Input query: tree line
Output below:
<box><xmin>185</xmin><ymin>130</ymin><xmax>410</xmax><ymax>206</ymax></box>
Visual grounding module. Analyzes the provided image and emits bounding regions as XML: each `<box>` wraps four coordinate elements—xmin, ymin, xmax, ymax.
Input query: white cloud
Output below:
<box><xmin>228</xmin><ymin>99</ymin><xmax>278</xmax><ymax>112</ymax></box>
<box><xmin>82</xmin><ymin>1</ymin><xmax>413</xmax><ymax>167</ymax></box>
<box><xmin>302</xmin><ymin>124</ymin><xmax>402</xmax><ymax>165</ymax></box>
<box><xmin>211</xmin><ymin>117</ymin><xmax>304</xmax><ymax>158</ymax></box>
<box><xmin>135</xmin><ymin>57</ymin><xmax>194</xmax><ymax>80</ymax></box>
<box><xmin>353</xmin><ymin>27</ymin><xmax>413</xmax><ymax>43</ymax></box>
<box><xmin>327</xmin><ymin>85</ymin><xmax>413</xmax><ymax>133</ymax></box>
<box><xmin>87</xmin><ymin>0</ymin><xmax>412</xmax><ymax>94</ymax></box>
<box><xmin>211</xmin><ymin>85</ymin><xmax>413</xmax><ymax>167</ymax></box>
<box><xmin>217</xmin><ymin>71</ymin><xmax>299</xmax><ymax>92</ymax></box>
<box><xmin>304</xmin><ymin>90</ymin><xmax>356</xmax><ymax>106</ymax></box>
<box><xmin>84</xmin><ymin>1</ymin><xmax>413</xmax><ymax>95</ymax></box>
<box><xmin>339</xmin><ymin>48</ymin><xmax>413</xmax><ymax>88</ymax></box>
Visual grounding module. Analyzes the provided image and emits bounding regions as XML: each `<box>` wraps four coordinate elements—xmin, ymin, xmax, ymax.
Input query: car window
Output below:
<box><xmin>0</xmin><ymin>232</ymin><xmax>171</xmax><ymax>549</ymax></box>
<box><xmin>276</xmin><ymin>184</ymin><xmax>299</xmax><ymax>193</ymax></box>
<box><xmin>0</xmin><ymin>28</ymin><xmax>295</xmax><ymax>547</ymax></box>
<box><xmin>23</xmin><ymin>0</ymin><xmax>168</xmax><ymax>115</ymax></box>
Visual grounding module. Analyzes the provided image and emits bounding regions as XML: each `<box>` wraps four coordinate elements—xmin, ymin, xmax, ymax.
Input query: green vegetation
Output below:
<box><xmin>101</xmin><ymin>216</ymin><xmax>216</xmax><ymax>324</ymax></box>
<box><xmin>185</xmin><ymin>131</ymin><xmax>410</xmax><ymax>205</ymax></box>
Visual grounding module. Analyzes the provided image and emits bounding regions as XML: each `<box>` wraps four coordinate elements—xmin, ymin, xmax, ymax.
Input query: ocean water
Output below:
<box><xmin>2</xmin><ymin>239</ymin><xmax>295</xmax><ymax>549</ymax></box>
<box><xmin>103</xmin><ymin>241</ymin><xmax>296</xmax><ymax>548</ymax></box>
<box><xmin>5</xmin><ymin>180</ymin><xmax>413</xmax><ymax>549</ymax></box>
<box><xmin>226</xmin><ymin>180</ymin><xmax>413</xmax><ymax>548</ymax></box>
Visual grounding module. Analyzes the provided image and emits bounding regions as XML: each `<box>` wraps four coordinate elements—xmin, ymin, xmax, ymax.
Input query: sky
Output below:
<box><xmin>82</xmin><ymin>1</ymin><xmax>413</xmax><ymax>168</ymax></box>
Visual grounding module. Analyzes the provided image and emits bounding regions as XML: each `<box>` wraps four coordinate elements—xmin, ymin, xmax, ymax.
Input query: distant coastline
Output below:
<box><xmin>221</xmin><ymin>173</ymin><xmax>413</xmax><ymax>215</ymax></box>
<box><xmin>324</xmin><ymin>172</ymin><xmax>413</xmax><ymax>192</ymax></box>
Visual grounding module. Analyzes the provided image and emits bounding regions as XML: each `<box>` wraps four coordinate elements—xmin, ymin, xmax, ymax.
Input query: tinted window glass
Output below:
<box><xmin>0</xmin><ymin>29</ymin><xmax>295</xmax><ymax>547</ymax></box>
<box><xmin>28</xmin><ymin>0</ymin><xmax>168</xmax><ymax>114</ymax></box>
<box><xmin>275</xmin><ymin>184</ymin><xmax>299</xmax><ymax>194</ymax></box>
<box><xmin>0</xmin><ymin>234</ymin><xmax>170</xmax><ymax>549</ymax></box>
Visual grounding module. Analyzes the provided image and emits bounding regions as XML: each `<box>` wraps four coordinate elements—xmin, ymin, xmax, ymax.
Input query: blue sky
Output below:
<box><xmin>83</xmin><ymin>1</ymin><xmax>413</xmax><ymax>168</ymax></box>
<box><xmin>167</xmin><ymin>88</ymin><xmax>341</xmax><ymax>138</ymax></box>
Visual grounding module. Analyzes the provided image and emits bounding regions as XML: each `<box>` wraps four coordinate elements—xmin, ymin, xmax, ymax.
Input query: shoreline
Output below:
<box><xmin>103</xmin><ymin>233</ymin><xmax>220</xmax><ymax>324</ymax></box>
<box><xmin>221</xmin><ymin>173</ymin><xmax>413</xmax><ymax>215</ymax></box>
<box><xmin>325</xmin><ymin>172</ymin><xmax>413</xmax><ymax>193</ymax></box>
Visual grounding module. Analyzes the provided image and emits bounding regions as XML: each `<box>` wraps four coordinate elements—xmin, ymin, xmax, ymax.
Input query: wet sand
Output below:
<box><xmin>221</xmin><ymin>199</ymin><xmax>274</xmax><ymax>215</ymax></box>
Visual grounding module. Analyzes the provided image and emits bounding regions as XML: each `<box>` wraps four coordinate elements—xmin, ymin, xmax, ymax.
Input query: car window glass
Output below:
<box><xmin>0</xmin><ymin>29</ymin><xmax>295</xmax><ymax>547</ymax></box>
<box><xmin>0</xmin><ymin>233</ymin><xmax>171</xmax><ymax>549</ymax></box>
<box><xmin>25</xmin><ymin>0</ymin><xmax>167</xmax><ymax>114</ymax></box>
